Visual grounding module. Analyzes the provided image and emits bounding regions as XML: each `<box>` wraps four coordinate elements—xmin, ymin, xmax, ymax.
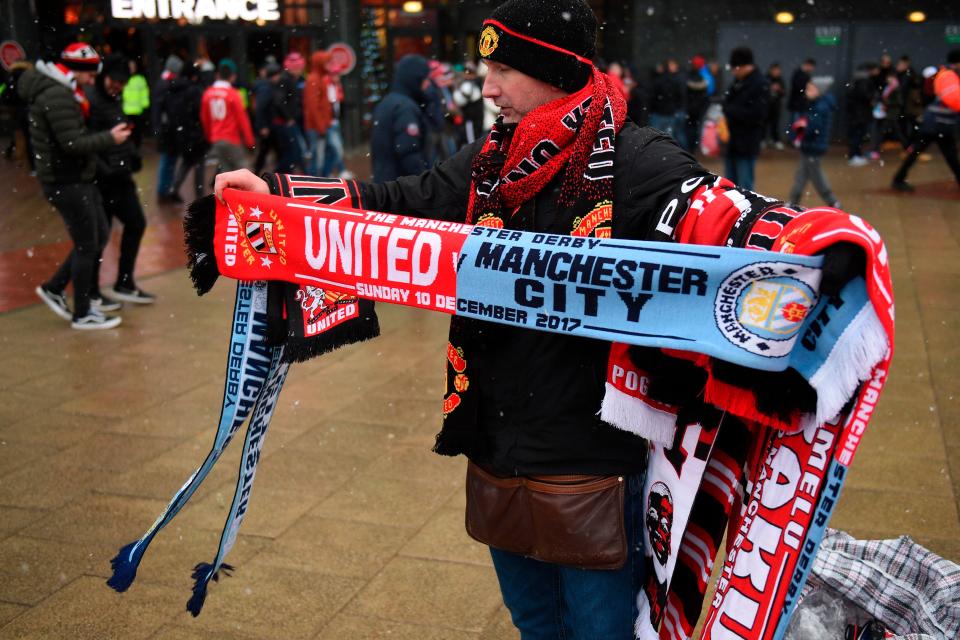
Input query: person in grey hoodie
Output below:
<box><xmin>19</xmin><ymin>42</ymin><xmax>131</xmax><ymax>329</ymax></box>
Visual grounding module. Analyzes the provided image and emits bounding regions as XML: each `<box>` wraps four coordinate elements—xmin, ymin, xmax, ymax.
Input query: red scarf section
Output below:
<box><xmin>466</xmin><ymin>66</ymin><xmax>626</xmax><ymax>224</ymax></box>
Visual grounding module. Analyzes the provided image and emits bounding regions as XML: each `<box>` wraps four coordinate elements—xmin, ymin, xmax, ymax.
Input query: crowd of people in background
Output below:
<box><xmin>0</xmin><ymin>41</ymin><xmax>957</xmax><ymax>331</ymax></box>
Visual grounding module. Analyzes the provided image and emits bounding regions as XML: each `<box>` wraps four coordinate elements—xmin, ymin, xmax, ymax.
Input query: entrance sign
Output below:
<box><xmin>110</xmin><ymin>0</ymin><xmax>281</xmax><ymax>22</ymax></box>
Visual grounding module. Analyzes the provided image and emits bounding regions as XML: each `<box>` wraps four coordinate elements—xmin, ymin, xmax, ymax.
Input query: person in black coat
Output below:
<box><xmin>787</xmin><ymin>58</ymin><xmax>815</xmax><ymax>120</ymax></box>
<box><xmin>169</xmin><ymin>61</ymin><xmax>208</xmax><ymax>200</ymax></box>
<box><xmin>152</xmin><ymin>54</ymin><xmax>184</xmax><ymax>203</ymax></box>
<box><xmin>370</xmin><ymin>54</ymin><xmax>430</xmax><ymax>183</ymax></box>
<box><xmin>722</xmin><ymin>47</ymin><xmax>768</xmax><ymax>190</ymax></box>
<box><xmin>86</xmin><ymin>54</ymin><xmax>155</xmax><ymax>304</ymax></box>
<box><xmin>845</xmin><ymin>63</ymin><xmax>879</xmax><ymax>165</ymax></box>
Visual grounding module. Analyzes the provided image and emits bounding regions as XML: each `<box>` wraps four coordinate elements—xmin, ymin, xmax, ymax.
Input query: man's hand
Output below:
<box><xmin>214</xmin><ymin>169</ymin><xmax>270</xmax><ymax>202</ymax></box>
<box><xmin>110</xmin><ymin>123</ymin><xmax>132</xmax><ymax>145</ymax></box>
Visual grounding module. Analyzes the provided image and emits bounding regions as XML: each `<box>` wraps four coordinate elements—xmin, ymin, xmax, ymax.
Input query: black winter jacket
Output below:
<box><xmin>86</xmin><ymin>82</ymin><xmax>140</xmax><ymax>180</ymax></box>
<box><xmin>358</xmin><ymin>123</ymin><xmax>710</xmax><ymax>475</ymax></box>
<box><xmin>723</xmin><ymin>68</ymin><xmax>769</xmax><ymax>158</ymax></box>
<box><xmin>273</xmin><ymin>71</ymin><xmax>303</xmax><ymax>124</ymax></box>
<box><xmin>370</xmin><ymin>55</ymin><xmax>430</xmax><ymax>183</ymax></box>
<box><xmin>18</xmin><ymin>64</ymin><xmax>114</xmax><ymax>185</ymax></box>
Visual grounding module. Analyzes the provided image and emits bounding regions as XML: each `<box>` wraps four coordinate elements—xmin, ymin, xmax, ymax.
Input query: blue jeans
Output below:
<box><xmin>724</xmin><ymin>154</ymin><xmax>756</xmax><ymax>191</ymax></box>
<box><xmin>321</xmin><ymin>121</ymin><xmax>345</xmax><ymax>176</ymax></box>
<box><xmin>274</xmin><ymin>124</ymin><xmax>304</xmax><ymax>174</ymax></box>
<box><xmin>156</xmin><ymin>152</ymin><xmax>176</xmax><ymax>196</ymax></box>
<box><xmin>490</xmin><ymin>474</ymin><xmax>646</xmax><ymax>639</ymax></box>
<box><xmin>305</xmin><ymin>129</ymin><xmax>326</xmax><ymax>176</ymax></box>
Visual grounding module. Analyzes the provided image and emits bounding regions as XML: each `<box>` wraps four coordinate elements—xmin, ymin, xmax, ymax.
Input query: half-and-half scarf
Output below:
<box><xmin>111</xmin><ymin>181</ymin><xmax>893</xmax><ymax>638</ymax></box>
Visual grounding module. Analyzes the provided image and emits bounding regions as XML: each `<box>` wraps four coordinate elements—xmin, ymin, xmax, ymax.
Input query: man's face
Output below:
<box><xmin>74</xmin><ymin>70</ymin><xmax>96</xmax><ymax>86</ymax></box>
<box><xmin>732</xmin><ymin>64</ymin><xmax>752</xmax><ymax>81</ymax></box>
<box><xmin>481</xmin><ymin>60</ymin><xmax>566</xmax><ymax>124</ymax></box>
<box><xmin>103</xmin><ymin>75</ymin><xmax>126</xmax><ymax>97</ymax></box>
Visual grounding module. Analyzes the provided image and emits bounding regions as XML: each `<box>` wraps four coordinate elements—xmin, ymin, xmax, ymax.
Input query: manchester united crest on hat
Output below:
<box><xmin>478</xmin><ymin>26</ymin><xmax>499</xmax><ymax>57</ymax></box>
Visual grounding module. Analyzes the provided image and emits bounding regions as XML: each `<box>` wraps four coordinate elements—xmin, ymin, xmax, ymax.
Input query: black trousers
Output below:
<box><xmin>893</xmin><ymin>122</ymin><xmax>960</xmax><ymax>185</ymax></box>
<box><xmin>42</xmin><ymin>182</ymin><xmax>109</xmax><ymax>318</ymax></box>
<box><xmin>96</xmin><ymin>174</ymin><xmax>147</xmax><ymax>287</ymax></box>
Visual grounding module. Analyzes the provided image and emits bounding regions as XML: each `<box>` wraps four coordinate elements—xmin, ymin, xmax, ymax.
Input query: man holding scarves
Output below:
<box><xmin>212</xmin><ymin>1</ymin><xmax>876</xmax><ymax>637</ymax></box>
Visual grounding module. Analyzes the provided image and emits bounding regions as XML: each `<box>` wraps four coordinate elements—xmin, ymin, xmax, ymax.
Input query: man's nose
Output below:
<box><xmin>481</xmin><ymin>76</ymin><xmax>499</xmax><ymax>99</ymax></box>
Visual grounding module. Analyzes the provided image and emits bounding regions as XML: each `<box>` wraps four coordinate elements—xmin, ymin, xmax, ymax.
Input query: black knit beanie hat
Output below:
<box><xmin>478</xmin><ymin>0</ymin><xmax>597</xmax><ymax>93</ymax></box>
<box><xmin>729</xmin><ymin>47</ymin><xmax>754</xmax><ymax>68</ymax></box>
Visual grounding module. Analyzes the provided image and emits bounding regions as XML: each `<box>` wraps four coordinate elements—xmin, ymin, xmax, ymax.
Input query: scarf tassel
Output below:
<box><xmin>281</xmin><ymin>320</ymin><xmax>381</xmax><ymax>363</ymax></box>
<box><xmin>184</xmin><ymin>196</ymin><xmax>221</xmax><ymax>295</ymax></box>
<box><xmin>809</xmin><ymin>304</ymin><xmax>890</xmax><ymax>425</ymax></box>
<box><xmin>186</xmin><ymin>562</ymin><xmax>234</xmax><ymax>617</ymax></box>
<box><xmin>106</xmin><ymin>540</ymin><xmax>145</xmax><ymax>593</ymax></box>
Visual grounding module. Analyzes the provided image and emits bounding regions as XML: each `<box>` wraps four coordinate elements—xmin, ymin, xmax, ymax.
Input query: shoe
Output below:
<box><xmin>90</xmin><ymin>294</ymin><xmax>122</xmax><ymax>312</ymax></box>
<box><xmin>774</xmin><ymin>141</ymin><xmax>785</xmax><ymax>151</ymax></box>
<box><xmin>338</xmin><ymin>170</ymin><xmax>356</xmax><ymax>180</ymax></box>
<box><xmin>35</xmin><ymin>285</ymin><xmax>72</xmax><ymax>321</ymax></box>
<box><xmin>829</xmin><ymin>201</ymin><xmax>841</xmax><ymax>209</ymax></box>
<box><xmin>891</xmin><ymin>180</ymin><xmax>915</xmax><ymax>192</ymax></box>
<box><xmin>71</xmin><ymin>309</ymin><xmax>122</xmax><ymax>330</ymax></box>
<box><xmin>112</xmin><ymin>284</ymin><xmax>156</xmax><ymax>304</ymax></box>
<box><xmin>868</xmin><ymin>151</ymin><xmax>880</xmax><ymax>161</ymax></box>
<box><xmin>847</xmin><ymin>156</ymin><xmax>869</xmax><ymax>167</ymax></box>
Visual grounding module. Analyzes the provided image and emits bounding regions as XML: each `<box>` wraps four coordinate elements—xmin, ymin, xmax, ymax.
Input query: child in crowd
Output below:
<box><xmin>788</xmin><ymin>78</ymin><xmax>840</xmax><ymax>208</ymax></box>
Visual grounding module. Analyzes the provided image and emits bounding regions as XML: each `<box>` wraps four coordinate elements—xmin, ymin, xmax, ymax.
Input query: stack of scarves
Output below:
<box><xmin>106</xmin><ymin>177</ymin><xmax>893</xmax><ymax>640</ymax></box>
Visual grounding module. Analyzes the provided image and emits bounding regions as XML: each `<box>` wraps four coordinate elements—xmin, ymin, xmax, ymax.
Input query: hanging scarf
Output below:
<box><xmin>35</xmin><ymin>60</ymin><xmax>90</xmax><ymax>118</ymax></box>
<box><xmin>107</xmin><ymin>179</ymin><xmax>380</xmax><ymax>616</ymax></box>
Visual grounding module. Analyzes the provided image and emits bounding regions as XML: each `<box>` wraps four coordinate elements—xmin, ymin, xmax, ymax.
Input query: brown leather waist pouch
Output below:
<box><xmin>464</xmin><ymin>460</ymin><xmax>627</xmax><ymax>570</ymax></box>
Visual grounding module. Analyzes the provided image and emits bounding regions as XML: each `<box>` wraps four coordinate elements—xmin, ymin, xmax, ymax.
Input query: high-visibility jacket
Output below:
<box><xmin>122</xmin><ymin>74</ymin><xmax>150</xmax><ymax>116</ymax></box>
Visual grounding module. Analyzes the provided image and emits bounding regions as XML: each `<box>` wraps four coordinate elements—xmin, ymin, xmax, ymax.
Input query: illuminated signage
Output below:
<box><xmin>111</xmin><ymin>0</ymin><xmax>281</xmax><ymax>22</ymax></box>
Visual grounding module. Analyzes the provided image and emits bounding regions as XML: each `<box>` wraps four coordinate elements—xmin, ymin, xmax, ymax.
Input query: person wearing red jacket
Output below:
<box><xmin>201</xmin><ymin>59</ymin><xmax>254</xmax><ymax>174</ymax></box>
<box><xmin>303</xmin><ymin>50</ymin><xmax>333</xmax><ymax>176</ymax></box>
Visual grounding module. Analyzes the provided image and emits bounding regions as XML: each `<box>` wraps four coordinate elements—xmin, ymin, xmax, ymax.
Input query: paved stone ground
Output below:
<box><xmin>0</xmin><ymin>145</ymin><xmax>957</xmax><ymax>639</ymax></box>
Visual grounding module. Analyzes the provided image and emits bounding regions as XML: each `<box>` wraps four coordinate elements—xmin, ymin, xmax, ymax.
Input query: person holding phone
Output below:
<box><xmin>19</xmin><ymin>43</ymin><xmax>133</xmax><ymax>329</ymax></box>
<box><xmin>86</xmin><ymin>53</ymin><xmax>156</xmax><ymax>305</ymax></box>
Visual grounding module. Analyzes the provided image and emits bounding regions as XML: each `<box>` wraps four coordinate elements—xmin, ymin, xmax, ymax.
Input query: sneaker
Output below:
<box><xmin>847</xmin><ymin>156</ymin><xmax>869</xmax><ymax>167</ymax></box>
<box><xmin>774</xmin><ymin>141</ymin><xmax>785</xmax><ymax>151</ymax></box>
<box><xmin>112</xmin><ymin>284</ymin><xmax>156</xmax><ymax>304</ymax></box>
<box><xmin>338</xmin><ymin>170</ymin><xmax>356</xmax><ymax>180</ymax></box>
<box><xmin>35</xmin><ymin>285</ymin><xmax>72</xmax><ymax>321</ymax></box>
<box><xmin>90</xmin><ymin>294</ymin><xmax>122</xmax><ymax>312</ymax></box>
<box><xmin>891</xmin><ymin>180</ymin><xmax>915</xmax><ymax>192</ymax></box>
<box><xmin>71</xmin><ymin>309</ymin><xmax>122</xmax><ymax>330</ymax></box>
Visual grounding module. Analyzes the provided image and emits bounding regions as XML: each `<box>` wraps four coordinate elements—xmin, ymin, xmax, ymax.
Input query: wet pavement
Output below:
<box><xmin>0</xmin><ymin>144</ymin><xmax>958</xmax><ymax>639</ymax></box>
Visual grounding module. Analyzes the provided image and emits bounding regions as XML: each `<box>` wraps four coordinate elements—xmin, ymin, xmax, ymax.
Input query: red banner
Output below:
<box><xmin>216</xmin><ymin>189</ymin><xmax>471</xmax><ymax>314</ymax></box>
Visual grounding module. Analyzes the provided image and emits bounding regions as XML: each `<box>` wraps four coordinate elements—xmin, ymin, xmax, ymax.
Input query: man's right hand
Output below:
<box><xmin>110</xmin><ymin>123</ymin><xmax>132</xmax><ymax>145</ymax></box>
<box><xmin>214</xmin><ymin>169</ymin><xmax>270</xmax><ymax>202</ymax></box>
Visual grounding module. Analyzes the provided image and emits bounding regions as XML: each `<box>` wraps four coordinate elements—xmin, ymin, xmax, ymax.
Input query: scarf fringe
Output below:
<box><xmin>634</xmin><ymin>593</ymin><xmax>660</xmax><ymax>640</ymax></box>
<box><xmin>186</xmin><ymin>562</ymin><xmax>234</xmax><ymax>617</ymax></box>
<box><xmin>810</xmin><ymin>304</ymin><xmax>890</xmax><ymax>425</ymax></box>
<box><xmin>601</xmin><ymin>383</ymin><xmax>677</xmax><ymax>446</ymax></box>
<box><xmin>281</xmin><ymin>320</ymin><xmax>382</xmax><ymax>363</ymax></box>
<box><xmin>106</xmin><ymin>541</ymin><xmax>143</xmax><ymax>592</ymax></box>
<box><xmin>184</xmin><ymin>196</ymin><xmax>221</xmax><ymax>295</ymax></box>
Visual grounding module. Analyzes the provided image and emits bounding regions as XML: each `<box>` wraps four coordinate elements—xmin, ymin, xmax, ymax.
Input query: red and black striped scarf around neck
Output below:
<box><xmin>466</xmin><ymin>66</ymin><xmax>627</xmax><ymax>227</ymax></box>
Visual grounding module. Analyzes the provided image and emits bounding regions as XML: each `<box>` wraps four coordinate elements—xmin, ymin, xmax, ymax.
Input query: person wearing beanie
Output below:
<box><xmin>85</xmin><ymin>53</ymin><xmax>156</xmax><ymax>305</ymax></box>
<box><xmin>891</xmin><ymin>49</ymin><xmax>960</xmax><ymax>191</ymax></box>
<box><xmin>153</xmin><ymin>53</ymin><xmax>184</xmax><ymax>203</ymax></box>
<box><xmin>18</xmin><ymin>43</ymin><xmax>131</xmax><ymax>329</ymax></box>
<box><xmin>722</xmin><ymin>46</ymin><xmax>768</xmax><ymax>189</ymax></box>
<box><xmin>252</xmin><ymin>60</ymin><xmax>282</xmax><ymax>174</ymax></box>
<box><xmin>272</xmin><ymin>51</ymin><xmax>307</xmax><ymax>172</ymax></box>
<box><xmin>213</xmin><ymin>1</ymin><xmax>864</xmax><ymax>635</ymax></box>
<box><xmin>787</xmin><ymin>77</ymin><xmax>840</xmax><ymax>208</ymax></box>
